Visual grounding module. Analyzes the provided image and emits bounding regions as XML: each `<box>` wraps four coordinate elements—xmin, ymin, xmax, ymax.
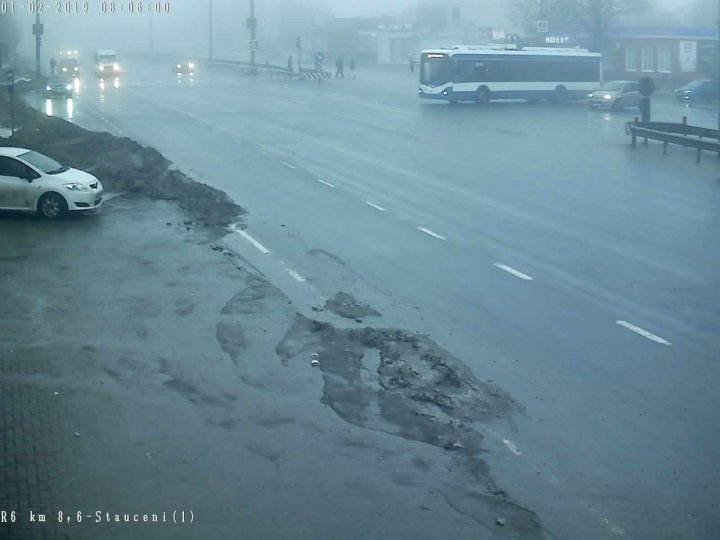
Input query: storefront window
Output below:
<box><xmin>658</xmin><ymin>47</ymin><xmax>671</xmax><ymax>73</ymax></box>
<box><xmin>625</xmin><ymin>47</ymin><xmax>638</xmax><ymax>71</ymax></box>
<box><xmin>641</xmin><ymin>47</ymin><xmax>655</xmax><ymax>72</ymax></box>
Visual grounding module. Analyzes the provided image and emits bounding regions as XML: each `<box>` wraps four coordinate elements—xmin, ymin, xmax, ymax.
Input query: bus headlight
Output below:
<box><xmin>188</xmin><ymin>63</ymin><xmax>194</xmax><ymax>69</ymax></box>
<box><xmin>603</xmin><ymin>94</ymin><xmax>612</xmax><ymax>100</ymax></box>
<box><xmin>113</xmin><ymin>63</ymin><xmax>120</xmax><ymax>71</ymax></box>
<box><xmin>62</xmin><ymin>67</ymin><xmax>68</xmax><ymax>71</ymax></box>
<box><xmin>45</xmin><ymin>85</ymin><xmax>51</xmax><ymax>91</ymax></box>
<box><xmin>99</xmin><ymin>65</ymin><xmax>104</xmax><ymax>71</ymax></box>
<box><xmin>588</xmin><ymin>93</ymin><xmax>593</xmax><ymax>98</ymax></box>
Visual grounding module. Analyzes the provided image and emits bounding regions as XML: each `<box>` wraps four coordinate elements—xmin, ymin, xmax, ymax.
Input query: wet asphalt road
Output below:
<box><xmin>20</xmin><ymin>59</ymin><xmax>720</xmax><ymax>538</ymax></box>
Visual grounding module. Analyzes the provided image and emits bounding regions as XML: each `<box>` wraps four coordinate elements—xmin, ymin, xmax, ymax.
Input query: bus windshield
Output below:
<box><xmin>420</xmin><ymin>55</ymin><xmax>451</xmax><ymax>86</ymax></box>
<box><xmin>98</xmin><ymin>54</ymin><xmax>116</xmax><ymax>64</ymax></box>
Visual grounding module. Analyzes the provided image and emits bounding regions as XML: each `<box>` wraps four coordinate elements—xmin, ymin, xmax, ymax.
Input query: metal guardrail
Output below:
<box><xmin>626</xmin><ymin>117</ymin><xmax>720</xmax><ymax>162</ymax></box>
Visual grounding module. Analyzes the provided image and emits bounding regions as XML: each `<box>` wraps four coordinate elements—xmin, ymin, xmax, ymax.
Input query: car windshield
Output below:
<box><xmin>600</xmin><ymin>81</ymin><xmax>624</xmax><ymax>91</ymax></box>
<box><xmin>19</xmin><ymin>151</ymin><xmax>67</xmax><ymax>174</ymax></box>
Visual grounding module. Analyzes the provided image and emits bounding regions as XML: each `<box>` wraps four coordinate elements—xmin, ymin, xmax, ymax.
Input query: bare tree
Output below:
<box><xmin>510</xmin><ymin>0</ymin><xmax>647</xmax><ymax>51</ymax></box>
<box><xmin>0</xmin><ymin>14</ymin><xmax>21</xmax><ymax>67</ymax></box>
<box><xmin>508</xmin><ymin>0</ymin><xmax>557</xmax><ymax>34</ymax></box>
<box><xmin>555</xmin><ymin>0</ymin><xmax>647</xmax><ymax>51</ymax></box>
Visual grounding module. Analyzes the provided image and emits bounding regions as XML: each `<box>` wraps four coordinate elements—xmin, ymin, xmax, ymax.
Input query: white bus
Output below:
<box><xmin>418</xmin><ymin>45</ymin><xmax>602</xmax><ymax>104</ymax></box>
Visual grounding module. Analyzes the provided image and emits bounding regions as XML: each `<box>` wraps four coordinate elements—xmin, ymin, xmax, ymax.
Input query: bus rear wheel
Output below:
<box><xmin>475</xmin><ymin>87</ymin><xmax>490</xmax><ymax>105</ymax></box>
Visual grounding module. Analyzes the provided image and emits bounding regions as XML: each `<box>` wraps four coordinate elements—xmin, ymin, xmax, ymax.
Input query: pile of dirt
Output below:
<box><xmin>324</xmin><ymin>291</ymin><xmax>381</xmax><ymax>319</ymax></box>
<box><xmin>0</xmin><ymin>98</ymin><xmax>244</xmax><ymax>227</ymax></box>
<box><xmin>276</xmin><ymin>315</ymin><xmax>542</xmax><ymax>536</ymax></box>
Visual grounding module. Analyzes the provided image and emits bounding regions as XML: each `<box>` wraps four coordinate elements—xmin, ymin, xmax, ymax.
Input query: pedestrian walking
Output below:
<box><xmin>408</xmin><ymin>54</ymin><xmax>414</xmax><ymax>73</ymax></box>
<box><xmin>349</xmin><ymin>58</ymin><xmax>356</xmax><ymax>78</ymax></box>
<box><xmin>49</xmin><ymin>57</ymin><xmax>57</xmax><ymax>75</ymax></box>
<box><xmin>335</xmin><ymin>56</ymin><xmax>344</xmax><ymax>79</ymax></box>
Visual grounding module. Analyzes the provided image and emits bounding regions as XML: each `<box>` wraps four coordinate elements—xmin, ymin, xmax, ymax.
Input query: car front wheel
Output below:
<box><xmin>38</xmin><ymin>192</ymin><xmax>68</xmax><ymax>219</ymax></box>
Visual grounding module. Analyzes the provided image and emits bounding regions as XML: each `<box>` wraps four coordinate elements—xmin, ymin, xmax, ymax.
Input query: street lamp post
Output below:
<box><xmin>209</xmin><ymin>0</ymin><xmax>213</xmax><ymax>60</ymax></box>
<box><xmin>250</xmin><ymin>0</ymin><xmax>256</xmax><ymax>68</ymax></box>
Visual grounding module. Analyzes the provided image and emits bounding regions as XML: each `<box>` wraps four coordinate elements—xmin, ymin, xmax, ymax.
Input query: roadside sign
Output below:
<box><xmin>537</xmin><ymin>21</ymin><xmax>549</xmax><ymax>33</ymax></box>
<box><xmin>32</xmin><ymin>23</ymin><xmax>44</xmax><ymax>35</ymax></box>
<box><xmin>6</xmin><ymin>70</ymin><xmax>14</xmax><ymax>94</ymax></box>
<box><xmin>249</xmin><ymin>40</ymin><xmax>258</xmax><ymax>51</ymax></box>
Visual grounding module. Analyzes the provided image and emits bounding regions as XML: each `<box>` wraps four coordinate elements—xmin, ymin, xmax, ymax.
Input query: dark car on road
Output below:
<box><xmin>674</xmin><ymin>79</ymin><xmax>719</xmax><ymax>102</ymax></box>
<box><xmin>43</xmin><ymin>77</ymin><xmax>73</xmax><ymax>99</ymax></box>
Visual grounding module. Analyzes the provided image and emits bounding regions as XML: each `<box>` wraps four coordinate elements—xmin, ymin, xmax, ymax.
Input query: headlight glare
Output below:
<box><xmin>63</xmin><ymin>183</ymin><xmax>90</xmax><ymax>192</ymax></box>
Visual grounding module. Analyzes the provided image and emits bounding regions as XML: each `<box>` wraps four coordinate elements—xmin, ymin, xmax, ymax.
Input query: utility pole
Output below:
<box><xmin>248</xmin><ymin>0</ymin><xmax>257</xmax><ymax>72</ymax></box>
<box><xmin>717</xmin><ymin>0</ymin><xmax>719</xmax><ymax>140</ymax></box>
<box><xmin>33</xmin><ymin>10</ymin><xmax>42</xmax><ymax>76</ymax></box>
<box><xmin>209</xmin><ymin>0</ymin><xmax>213</xmax><ymax>59</ymax></box>
<box><xmin>149</xmin><ymin>9</ymin><xmax>154</xmax><ymax>53</ymax></box>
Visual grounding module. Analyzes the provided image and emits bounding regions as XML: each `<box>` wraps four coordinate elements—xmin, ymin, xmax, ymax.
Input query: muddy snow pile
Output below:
<box><xmin>0</xmin><ymin>97</ymin><xmax>243</xmax><ymax>226</ymax></box>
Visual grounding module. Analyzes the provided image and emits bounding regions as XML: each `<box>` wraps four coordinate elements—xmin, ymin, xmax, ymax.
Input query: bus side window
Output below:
<box><xmin>473</xmin><ymin>61</ymin><xmax>486</xmax><ymax>82</ymax></box>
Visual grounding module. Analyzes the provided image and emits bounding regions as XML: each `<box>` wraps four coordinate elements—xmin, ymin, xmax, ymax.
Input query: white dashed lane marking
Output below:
<box><xmin>282</xmin><ymin>162</ymin><xmax>297</xmax><ymax>170</ymax></box>
<box><xmin>230</xmin><ymin>225</ymin><xmax>271</xmax><ymax>255</ymax></box>
<box><xmin>417</xmin><ymin>227</ymin><xmax>446</xmax><ymax>240</ymax></box>
<box><xmin>366</xmin><ymin>202</ymin><xmax>386</xmax><ymax>212</ymax></box>
<box><xmin>616</xmin><ymin>321</ymin><xmax>671</xmax><ymax>345</ymax></box>
<box><xmin>286</xmin><ymin>269</ymin><xmax>306</xmax><ymax>282</ymax></box>
<box><xmin>316</xmin><ymin>178</ymin><xmax>336</xmax><ymax>188</ymax></box>
<box><xmin>503</xmin><ymin>439</ymin><xmax>522</xmax><ymax>456</ymax></box>
<box><xmin>493</xmin><ymin>263</ymin><xmax>533</xmax><ymax>281</ymax></box>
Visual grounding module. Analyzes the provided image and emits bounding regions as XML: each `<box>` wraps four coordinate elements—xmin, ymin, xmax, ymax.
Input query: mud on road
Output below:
<box><xmin>0</xmin><ymin>93</ymin><xmax>545</xmax><ymax>538</ymax></box>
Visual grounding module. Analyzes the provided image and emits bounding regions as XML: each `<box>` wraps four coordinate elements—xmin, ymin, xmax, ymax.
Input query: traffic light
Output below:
<box><xmin>296</xmin><ymin>36</ymin><xmax>301</xmax><ymax>49</ymax></box>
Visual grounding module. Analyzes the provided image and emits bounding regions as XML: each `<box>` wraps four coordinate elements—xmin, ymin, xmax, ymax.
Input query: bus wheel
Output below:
<box><xmin>475</xmin><ymin>87</ymin><xmax>490</xmax><ymax>105</ymax></box>
<box><xmin>552</xmin><ymin>85</ymin><xmax>567</xmax><ymax>104</ymax></box>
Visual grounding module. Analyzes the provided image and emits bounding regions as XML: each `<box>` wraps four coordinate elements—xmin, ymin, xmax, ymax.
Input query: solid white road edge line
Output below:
<box><xmin>616</xmin><ymin>321</ymin><xmax>671</xmax><ymax>345</ymax></box>
<box><xmin>366</xmin><ymin>202</ymin><xmax>386</xmax><ymax>211</ymax></box>
<box><xmin>493</xmin><ymin>263</ymin><xmax>533</xmax><ymax>281</ymax></box>
<box><xmin>417</xmin><ymin>227</ymin><xmax>446</xmax><ymax>240</ymax></box>
<box><xmin>229</xmin><ymin>225</ymin><xmax>271</xmax><ymax>255</ymax></box>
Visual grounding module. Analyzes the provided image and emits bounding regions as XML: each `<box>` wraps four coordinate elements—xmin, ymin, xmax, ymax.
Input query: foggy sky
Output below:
<box><xmin>6</xmin><ymin>0</ymin><xmax>713</xmax><ymax>66</ymax></box>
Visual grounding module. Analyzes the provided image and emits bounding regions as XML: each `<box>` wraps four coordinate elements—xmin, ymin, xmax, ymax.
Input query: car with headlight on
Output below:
<box><xmin>674</xmin><ymin>79</ymin><xmax>719</xmax><ymax>102</ymax></box>
<box><xmin>94</xmin><ymin>49</ymin><xmax>120</xmax><ymax>76</ymax></box>
<box><xmin>59</xmin><ymin>58</ymin><xmax>80</xmax><ymax>78</ymax></box>
<box><xmin>173</xmin><ymin>61</ymin><xmax>195</xmax><ymax>75</ymax></box>
<box><xmin>588</xmin><ymin>80</ymin><xmax>641</xmax><ymax>110</ymax></box>
<box><xmin>43</xmin><ymin>76</ymin><xmax>74</xmax><ymax>99</ymax></box>
<box><xmin>0</xmin><ymin>147</ymin><xmax>103</xmax><ymax>219</ymax></box>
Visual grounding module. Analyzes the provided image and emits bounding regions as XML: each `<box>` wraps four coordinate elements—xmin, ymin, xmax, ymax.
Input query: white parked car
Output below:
<box><xmin>0</xmin><ymin>147</ymin><xmax>103</xmax><ymax>218</ymax></box>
